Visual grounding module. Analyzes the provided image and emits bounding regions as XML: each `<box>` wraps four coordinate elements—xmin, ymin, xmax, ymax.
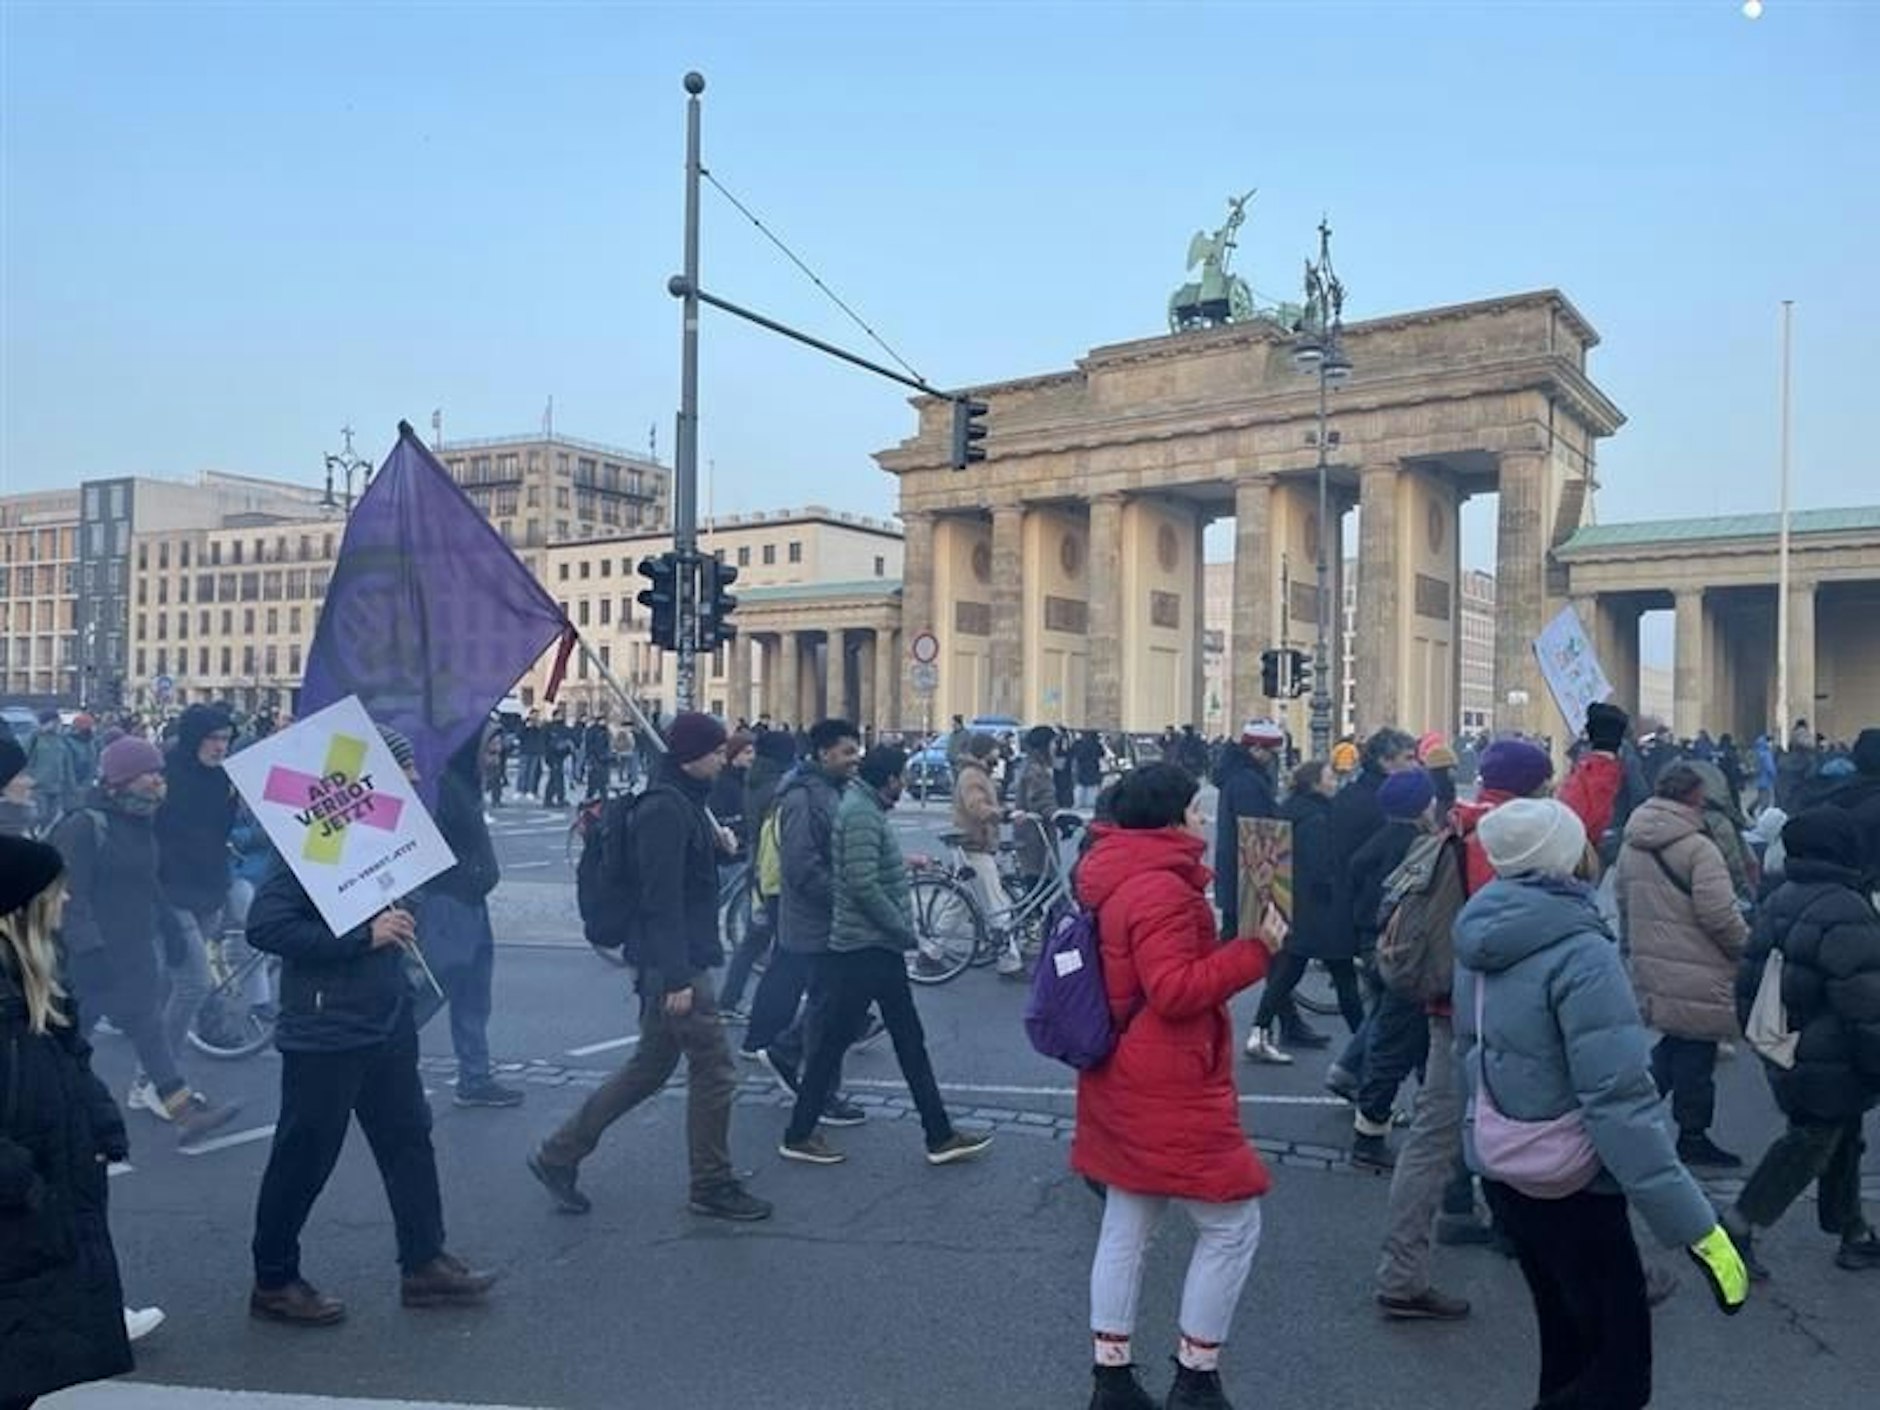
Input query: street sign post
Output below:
<box><xmin>910</xmin><ymin>630</ymin><xmax>939</xmax><ymax>666</ymax></box>
<box><xmin>154</xmin><ymin>674</ymin><xmax>174</xmax><ymax>704</ymax></box>
<box><xmin>910</xmin><ymin>661</ymin><xmax>939</xmax><ymax>695</ymax></box>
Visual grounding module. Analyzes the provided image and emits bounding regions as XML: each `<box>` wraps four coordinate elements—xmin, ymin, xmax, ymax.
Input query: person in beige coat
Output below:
<box><xmin>950</xmin><ymin>733</ymin><xmax>1019</xmax><ymax>975</ymax></box>
<box><xmin>1616</xmin><ymin>763</ymin><xmax>1752</xmax><ymax>1169</ymax></box>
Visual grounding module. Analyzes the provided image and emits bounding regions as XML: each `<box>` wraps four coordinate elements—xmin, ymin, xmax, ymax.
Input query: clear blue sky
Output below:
<box><xmin>4</xmin><ymin>0</ymin><xmax>1876</xmax><ymax>572</ymax></box>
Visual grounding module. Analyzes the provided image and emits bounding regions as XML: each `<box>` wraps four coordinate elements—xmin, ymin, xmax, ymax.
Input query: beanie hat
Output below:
<box><xmin>176</xmin><ymin>702</ymin><xmax>234</xmax><ymax>753</ymax></box>
<box><xmin>1478</xmin><ymin>798</ymin><xmax>1586</xmax><ymax>879</ymax></box>
<box><xmin>724</xmin><ymin>729</ymin><xmax>755</xmax><ymax>761</ymax></box>
<box><xmin>665</xmin><ymin>712</ymin><xmax>728</xmax><ymax>766</ymax></box>
<box><xmin>1853</xmin><ymin>728</ymin><xmax>1880</xmax><ymax>778</ymax></box>
<box><xmin>100</xmin><ymin>736</ymin><xmax>165</xmax><ymax>789</ymax></box>
<box><xmin>1781</xmin><ymin>808</ymin><xmax>1862</xmax><ymax>871</ymax></box>
<box><xmin>1025</xmin><ymin>725</ymin><xmax>1058</xmax><ymax>753</ymax></box>
<box><xmin>1378</xmin><ymin>768</ymin><xmax>1436</xmax><ymax>820</ymax></box>
<box><xmin>1479</xmin><ymin>739</ymin><xmax>1554</xmax><ymax>797</ymax></box>
<box><xmin>1241</xmin><ymin>718</ymin><xmax>1286</xmax><ymax>748</ymax></box>
<box><xmin>376</xmin><ymin>726</ymin><xmax>417</xmax><ymax>772</ymax></box>
<box><xmin>1417</xmin><ymin>731</ymin><xmax>1446</xmax><ymax>762</ymax></box>
<box><xmin>0</xmin><ymin>836</ymin><xmax>64</xmax><ymax>916</ymax></box>
<box><xmin>0</xmin><ymin>737</ymin><xmax>24</xmax><ymax>791</ymax></box>
<box><xmin>1424</xmin><ymin>743</ymin><xmax>1459</xmax><ymax>770</ymax></box>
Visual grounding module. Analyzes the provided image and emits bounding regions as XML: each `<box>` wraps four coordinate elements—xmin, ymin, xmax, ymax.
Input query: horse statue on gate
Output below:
<box><xmin>1168</xmin><ymin>191</ymin><xmax>1259</xmax><ymax>333</ymax></box>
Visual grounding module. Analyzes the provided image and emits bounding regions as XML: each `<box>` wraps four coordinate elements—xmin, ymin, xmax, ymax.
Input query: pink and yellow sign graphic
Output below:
<box><xmin>261</xmin><ymin>731</ymin><xmax>406</xmax><ymax>864</ymax></box>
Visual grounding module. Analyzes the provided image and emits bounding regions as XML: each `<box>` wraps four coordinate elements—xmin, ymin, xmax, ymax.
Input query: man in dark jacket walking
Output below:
<box><xmin>155</xmin><ymin>704</ymin><xmax>238</xmax><ymax>1077</ymax></box>
<box><xmin>1821</xmin><ymin>727</ymin><xmax>1880</xmax><ymax>889</ymax></box>
<box><xmin>527</xmin><ymin>713</ymin><xmax>770</xmax><ymax>1223</ymax></box>
<box><xmin>246</xmin><ymin>727</ymin><xmax>496</xmax><ymax>1326</ymax></box>
<box><xmin>416</xmin><ymin>725</ymin><xmax>521</xmax><ymax>1108</ymax></box>
<box><xmin>741</xmin><ymin>719</ymin><xmax>867</xmax><ymax>1124</ymax></box>
<box><xmin>1723</xmin><ymin>808</ymin><xmax>1880</xmax><ymax>1276</ymax></box>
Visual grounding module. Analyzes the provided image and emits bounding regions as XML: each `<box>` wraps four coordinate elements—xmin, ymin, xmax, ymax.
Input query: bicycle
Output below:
<box><xmin>906</xmin><ymin>812</ymin><xmax>1085</xmax><ymax>986</ymax></box>
<box><xmin>186</xmin><ymin>923</ymin><xmax>280</xmax><ymax>1060</ymax></box>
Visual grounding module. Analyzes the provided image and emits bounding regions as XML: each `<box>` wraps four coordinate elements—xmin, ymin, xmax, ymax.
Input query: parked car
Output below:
<box><xmin>906</xmin><ymin>740</ymin><xmax>953</xmax><ymax>800</ymax></box>
<box><xmin>1</xmin><ymin>705</ymin><xmax>38</xmax><ymax>747</ymax></box>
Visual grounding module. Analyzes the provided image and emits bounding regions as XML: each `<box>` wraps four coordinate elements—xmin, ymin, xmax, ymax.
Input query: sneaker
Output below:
<box><xmin>1834</xmin><ymin>1231</ymin><xmax>1880</xmax><ymax>1272</ymax></box>
<box><xmin>779</xmin><ymin>1133</ymin><xmax>846</xmax><ymax>1165</ymax></box>
<box><xmin>736</xmin><ymin>1044</ymin><xmax>766</xmax><ymax>1062</ymax></box>
<box><xmin>526</xmin><ymin>1149</ymin><xmax>591</xmax><ymax>1214</ymax></box>
<box><xmin>250</xmin><ymin>1279</ymin><xmax>346</xmax><ymax>1327</ymax></box>
<box><xmin>1279</xmin><ymin>1017</ymin><xmax>1331</xmax><ymax>1049</ymax></box>
<box><xmin>1435</xmin><ymin>1214</ymin><xmax>1495</xmax><ymax>1247</ymax></box>
<box><xmin>1350</xmin><ymin>1132</ymin><xmax>1396</xmax><ymax>1173</ymax></box>
<box><xmin>1377</xmin><ymin>1288</ymin><xmax>1471</xmax><ymax>1321</ymax></box>
<box><xmin>170</xmin><ymin>1091</ymin><xmax>241</xmax><ymax>1149</ymax></box>
<box><xmin>454</xmin><ymin>1079</ymin><xmax>526</xmax><ymax>1108</ymax></box>
<box><xmin>1088</xmin><ymin>1363</ymin><xmax>1158</xmax><ymax>1410</ymax></box>
<box><xmin>1165</xmin><ymin>1361</ymin><xmax>1233</xmax><ymax>1409</ymax></box>
<box><xmin>759</xmin><ymin>1047</ymin><xmax>801</xmax><ymax>1095</ymax></box>
<box><xmin>401</xmin><ymin>1252</ymin><xmax>497</xmax><ymax>1307</ymax></box>
<box><xmin>912</xmin><ymin>954</ymin><xmax>953</xmax><ymax>979</ymax></box>
<box><xmin>1324</xmin><ymin>1063</ymin><xmax>1359</xmax><ymax>1104</ymax></box>
<box><xmin>1677</xmin><ymin>1133</ymin><xmax>1743</xmax><ymax>1169</ymax></box>
<box><xmin>927</xmin><ymin>1128</ymin><xmax>995</xmax><ymax>1166</ymax></box>
<box><xmin>995</xmin><ymin>952</ymin><xmax>1026</xmax><ymax>979</ymax></box>
<box><xmin>820</xmin><ymin>1095</ymin><xmax>867</xmax><ymax>1127</ymax></box>
<box><xmin>123</xmin><ymin>1306</ymin><xmax>166</xmax><ymax>1342</ymax></box>
<box><xmin>95</xmin><ymin>1016</ymin><xmax>123</xmax><ymax>1037</ymax></box>
<box><xmin>127</xmin><ymin>1076</ymin><xmax>172</xmax><ymax>1122</ymax></box>
<box><xmin>1243</xmin><ymin>1027</ymin><xmax>1294</xmax><ymax>1065</ymax></box>
<box><xmin>688</xmin><ymin>1182</ymin><xmax>774</xmax><ymax>1222</ymax></box>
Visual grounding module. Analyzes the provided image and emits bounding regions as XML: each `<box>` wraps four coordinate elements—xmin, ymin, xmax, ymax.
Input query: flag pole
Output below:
<box><xmin>1775</xmin><ymin>299</ymin><xmax>1794</xmax><ymax>744</ymax></box>
<box><xmin>575</xmin><ymin>634</ymin><xmax>668</xmax><ymax>755</ymax></box>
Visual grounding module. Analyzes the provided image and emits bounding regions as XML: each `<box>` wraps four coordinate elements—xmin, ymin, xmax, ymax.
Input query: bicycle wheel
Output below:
<box><xmin>187</xmin><ymin>950</ymin><xmax>276</xmax><ymax>1060</ymax></box>
<box><xmin>1293</xmin><ymin>960</ymin><xmax>1341</xmax><ymax>1017</ymax></box>
<box><xmin>906</xmin><ymin>872</ymin><xmax>982</xmax><ymax>985</ymax></box>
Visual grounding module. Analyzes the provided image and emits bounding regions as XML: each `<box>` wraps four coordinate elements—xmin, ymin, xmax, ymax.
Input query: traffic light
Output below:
<box><xmin>700</xmin><ymin>556</ymin><xmax>739</xmax><ymax>647</ymax></box>
<box><xmin>637</xmin><ymin>552</ymin><xmax>680</xmax><ymax>650</ymax></box>
<box><xmin>1288</xmin><ymin>648</ymin><xmax>1313</xmax><ymax>700</ymax></box>
<box><xmin>1260</xmin><ymin>648</ymin><xmax>1283</xmax><ymax>699</ymax></box>
<box><xmin>949</xmin><ymin>397</ymin><xmax>988</xmax><ymax>470</ymax></box>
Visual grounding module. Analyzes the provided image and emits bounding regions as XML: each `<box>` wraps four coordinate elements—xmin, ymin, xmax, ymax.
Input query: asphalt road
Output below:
<box><xmin>45</xmin><ymin>798</ymin><xmax>1880</xmax><ymax>1410</ymax></box>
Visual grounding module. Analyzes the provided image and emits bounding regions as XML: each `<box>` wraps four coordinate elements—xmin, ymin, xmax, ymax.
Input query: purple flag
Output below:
<box><xmin>300</xmin><ymin>422</ymin><xmax>572</xmax><ymax>801</ymax></box>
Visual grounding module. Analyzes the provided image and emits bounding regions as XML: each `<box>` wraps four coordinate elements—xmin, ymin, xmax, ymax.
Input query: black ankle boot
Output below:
<box><xmin>1165</xmin><ymin>1361</ymin><xmax>1234</xmax><ymax>1410</ymax></box>
<box><xmin>1088</xmin><ymin>1363</ymin><xmax>1157</xmax><ymax>1410</ymax></box>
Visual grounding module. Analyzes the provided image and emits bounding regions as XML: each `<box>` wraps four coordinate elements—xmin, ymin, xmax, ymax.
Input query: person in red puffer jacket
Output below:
<box><xmin>1071</xmin><ymin>762</ymin><xmax>1272</xmax><ymax>1410</ymax></box>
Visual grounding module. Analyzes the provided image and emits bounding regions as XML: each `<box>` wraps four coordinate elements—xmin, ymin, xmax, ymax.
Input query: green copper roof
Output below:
<box><xmin>1560</xmin><ymin>506</ymin><xmax>1880</xmax><ymax>553</ymax></box>
<box><xmin>736</xmin><ymin>579</ymin><xmax>902</xmax><ymax>603</ymax></box>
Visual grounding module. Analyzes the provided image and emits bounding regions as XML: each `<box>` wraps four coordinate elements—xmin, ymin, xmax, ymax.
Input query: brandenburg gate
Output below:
<box><xmin>877</xmin><ymin>288</ymin><xmax>1622</xmax><ymax>741</ymax></box>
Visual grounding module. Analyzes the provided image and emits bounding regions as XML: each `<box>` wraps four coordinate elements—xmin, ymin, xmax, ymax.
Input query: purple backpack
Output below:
<box><xmin>1025</xmin><ymin>905</ymin><xmax>1121</xmax><ymax>1070</ymax></box>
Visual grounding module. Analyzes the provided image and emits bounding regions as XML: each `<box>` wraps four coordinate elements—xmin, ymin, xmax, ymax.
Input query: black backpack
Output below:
<box><xmin>574</xmin><ymin>791</ymin><xmax>651</xmax><ymax>957</ymax></box>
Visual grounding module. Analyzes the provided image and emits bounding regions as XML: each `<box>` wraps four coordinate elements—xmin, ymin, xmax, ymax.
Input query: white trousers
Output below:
<box><xmin>1090</xmin><ymin>1187</ymin><xmax>1264</xmax><ymax>1344</ymax></box>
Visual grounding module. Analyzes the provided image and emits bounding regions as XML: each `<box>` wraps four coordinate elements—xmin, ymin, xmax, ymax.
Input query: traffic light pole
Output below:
<box><xmin>672</xmin><ymin>71</ymin><xmax>706</xmax><ymax>713</ymax></box>
<box><xmin>1310</xmin><ymin>364</ymin><xmax>1333</xmax><ymax>761</ymax></box>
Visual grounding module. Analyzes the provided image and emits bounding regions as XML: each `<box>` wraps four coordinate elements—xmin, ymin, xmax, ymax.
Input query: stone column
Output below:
<box><xmin>1084</xmin><ymin>493</ymin><xmax>1125</xmax><ymax>731</ymax></box>
<box><xmin>856</xmin><ymin>631</ymin><xmax>877</xmax><ymax>734</ymax></box>
<box><xmin>898</xmin><ymin>512</ymin><xmax>935</xmax><ymax>719</ymax></box>
<box><xmin>1191</xmin><ymin>508</ymin><xmax>1209</xmax><ymax>730</ymax></box>
<box><xmin>1229</xmin><ymin>479</ymin><xmax>1272</xmax><ymax>732</ymax></box>
<box><xmin>826</xmin><ymin>628</ymin><xmax>850</xmax><ymax>726</ymax></box>
<box><xmin>1355</xmin><ymin>464</ymin><xmax>1401</xmax><ymax>732</ymax></box>
<box><xmin>1494</xmin><ymin>452</ymin><xmax>1549</xmax><ymax>738</ymax></box>
<box><xmin>1785</xmin><ymin>579</ymin><xmax>1817</xmax><ymax>739</ymax></box>
<box><xmin>1673</xmin><ymin>589</ymin><xmax>1707</xmax><ymax>739</ymax></box>
<box><xmin>777</xmin><ymin>630</ymin><xmax>801</xmax><ymax>731</ymax></box>
<box><xmin>988</xmin><ymin>504</ymin><xmax>1024</xmax><ymax>717</ymax></box>
<box><xmin>873</xmin><ymin>628</ymin><xmax>899</xmax><ymax>736</ymax></box>
<box><xmin>729</xmin><ymin>631</ymin><xmax>753</xmax><ymax>724</ymax></box>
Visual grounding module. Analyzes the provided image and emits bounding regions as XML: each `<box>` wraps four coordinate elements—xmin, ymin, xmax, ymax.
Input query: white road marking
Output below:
<box><xmin>566</xmin><ymin>1034</ymin><xmax>640</xmax><ymax>1057</ymax></box>
<box><xmin>837</xmin><ymin>1077</ymin><xmax>1343</xmax><ymax>1107</ymax></box>
<box><xmin>506</xmin><ymin>859</ymin><xmax>559</xmax><ymax>869</ymax></box>
<box><xmin>44</xmin><ymin>1384</ymin><xmax>556</xmax><ymax>1409</ymax></box>
<box><xmin>178</xmin><ymin>1123</ymin><xmax>276</xmax><ymax>1156</ymax></box>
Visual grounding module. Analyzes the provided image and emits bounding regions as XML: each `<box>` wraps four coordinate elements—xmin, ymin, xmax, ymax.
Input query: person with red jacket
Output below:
<box><xmin>1072</xmin><ymin>762</ymin><xmax>1271</xmax><ymax>1410</ymax></box>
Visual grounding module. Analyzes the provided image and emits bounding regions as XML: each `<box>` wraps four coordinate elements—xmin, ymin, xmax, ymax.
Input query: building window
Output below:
<box><xmin>266</xmin><ymin>609</ymin><xmax>279</xmax><ymax>634</ymax></box>
<box><xmin>599</xmin><ymin>598</ymin><xmax>612</xmax><ymax>626</ymax></box>
<box><xmin>198</xmin><ymin>647</ymin><xmax>210</xmax><ymax>676</ymax></box>
<box><xmin>599</xmin><ymin>558</ymin><xmax>612</xmax><ymax>579</ymax></box>
<box><xmin>240</xmin><ymin>573</ymin><xmax>259</xmax><ymax>601</ymax></box>
<box><xmin>577</xmin><ymin>599</ymin><xmax>590</xmax><ymax>627</ymax></box>
<box><xmin>290</xmin><ymin>607</ymin><xmax>301</xmax><ymax>633</ymax></box>
<box><xmin>231</xmin><ymin>541</ymin><xmax>243</xmax><ymax>565</ymax></box>
<box><xmin>220</xmin><ymin>609</ymin><xmax>232</xmax><ymax>634</ymax></box>
<box><xmin>289</xmin><ymin>644</ymin><xmax>301</xmax><ymax>674</ymax></box>
<box><xmin>243</xmin><ymin>646</ymin><xmax>256</xmax><ymax>675</ymax></box>
<box><xmin>135</xmin><ymin>649</ymin><xmax>146</xmax><ymax>676</ymax></box>
<box><xmin>199</xmin><ymin>610</ymin><xmax>210</xmax><ymax>634</ymax></box>
<box><xmin>209</xmin><ymin>542</ymin><xmax>221</xmax><ymax>566</ymax></box>
<box><xmin>218</xmin><ymin>573</ymin><xmax>236</xmax><ymax>602</ymax></box>
<box><xmin>177</xmin><ymin>613</ymin><xmax>188</xmax><ymax>640</ymax></box>
<box><xmin>557</xmin><ymin>563</ymin><xmax>570</xmax><ymax>581</ymax></box>
<box><xmin>243</xmin><ymin>609</ymin><xmax>255</xmax><ymax>634</ymax></box>
<box><xmin>762</xmin><ymin>544</ymin><xmax>776</xmax><ymax>566</ymax></box>
<box><xmin>137</xmin><ymin>543</ymin><xmax>148</xmax><ymax>571</ymax></box>
<box><xmin>875</xmin><ymin>556</ymin><xmax>885</xmax><ymax>577</ymax></box>
<box><xmin>264</xmin><ymin>646</ymin><xmax>278</xmax><ymax>677</ymax></box>
<box><xmin>787</xmin><ymin>541</ymin><xmax>802</xmax><ymax>564</ymax></box>
<box><xmin>578</xmin><ymin>561</ymin><xmax>590</xmax><ymax>580</ymax></box>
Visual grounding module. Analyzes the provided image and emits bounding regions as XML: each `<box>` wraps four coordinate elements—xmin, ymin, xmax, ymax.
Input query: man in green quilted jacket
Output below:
<box><xmin>777</xmin><ymin>744</ymin><xmax>994</xmax><ymax>1169</ymax></box>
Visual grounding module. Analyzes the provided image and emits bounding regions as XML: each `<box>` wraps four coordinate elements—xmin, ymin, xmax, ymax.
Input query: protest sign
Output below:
<box><xmin>224</xmin><ymin>694</ymin><xmax>457</xmax><ymax>939</ymax></box>
<box><xmin>1236</xmin><ymin>817</ymin><xmax>1294</xmax><ymax>953</ymax></box>
<box><xmin>1532</xmin><ymin>604</ymin><xmax>1614</xmax><ymax>736</ymax></box>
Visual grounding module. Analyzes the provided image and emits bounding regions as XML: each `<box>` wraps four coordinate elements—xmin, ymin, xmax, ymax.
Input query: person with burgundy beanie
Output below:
<box><xmin>51</xmin><ymin>736</ymin><xmax>239</xmax><ymax>1148</ymax></box>
<box><xmin>1074</xmin><ymin>763</ymin><xmax>1271</xmax><ymax>1410</ymax></box>
<box><xmin>528</xmin><ymin>713</ymin><xmax>771</xmax><ymax>1224</ymax></box>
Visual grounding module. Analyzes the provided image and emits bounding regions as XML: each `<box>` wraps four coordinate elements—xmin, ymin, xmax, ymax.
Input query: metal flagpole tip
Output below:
<box><xmin>684</xmin><ymin>71</ymin><xmax>705</xmax><ymax>94</ymax></box>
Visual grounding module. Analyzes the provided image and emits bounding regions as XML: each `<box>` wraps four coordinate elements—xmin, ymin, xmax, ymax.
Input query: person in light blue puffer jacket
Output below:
<box><xmin>1453</xmin><ymin>798</ymin><xmax>1746</xmax><ymax>1410</ymax></box>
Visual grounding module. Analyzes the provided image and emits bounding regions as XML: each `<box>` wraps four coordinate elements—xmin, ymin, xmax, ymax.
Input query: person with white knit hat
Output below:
<box><xmin>1452</xmin><ymin>797</ymin><xmax>1749</xmax><ymax>1407</ymax></box>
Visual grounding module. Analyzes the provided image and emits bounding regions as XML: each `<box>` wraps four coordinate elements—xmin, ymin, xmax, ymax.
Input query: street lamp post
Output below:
<box><xmin>322</xmin><ymin>425</ymin><xmax>372</xmax><ymax>516</ymax></box>
<box><xmin>1291</xmin><ymin>219</ymin><xmax>1351</xmax><ymax>762</ymax></box>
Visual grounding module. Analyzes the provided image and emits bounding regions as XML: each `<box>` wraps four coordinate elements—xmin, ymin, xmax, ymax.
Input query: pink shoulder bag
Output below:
<box><xmin>1469</xmin><ymin>976</ymin><xmax>1602</xmax><ymax>1200</ymax></box>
